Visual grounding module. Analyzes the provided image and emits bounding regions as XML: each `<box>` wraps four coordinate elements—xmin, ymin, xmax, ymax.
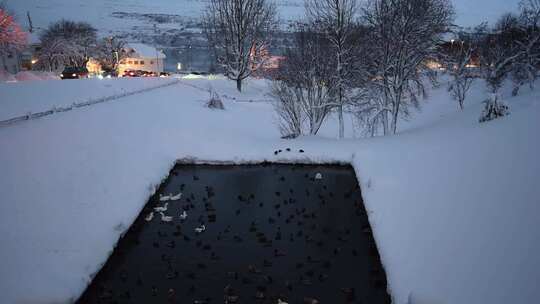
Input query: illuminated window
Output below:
<box><xmin>128</xmin><ymin>61</ymin><xmax>133</xmax><ymax>64</ymax></box>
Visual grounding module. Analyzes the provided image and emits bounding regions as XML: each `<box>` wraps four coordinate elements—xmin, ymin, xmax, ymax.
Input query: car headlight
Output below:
<box><xmin>60</xmin><ymin>74</ymin><xmax>64</xmax><ymax>77</ymax></box>
<box><xmin>72</xmin><ymin>73</ymin><xmax>77</xmax><ymax>77</ymax></box>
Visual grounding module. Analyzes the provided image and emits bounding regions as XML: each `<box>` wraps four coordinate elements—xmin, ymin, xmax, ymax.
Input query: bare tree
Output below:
<box><xmin>36</xmin><ymin>37</ymin><xmax>68</xmax><ymax>71</ymax></box>
<box><xmin>511</xmin><ymin>0</ymin><xmax>540</xmax><ymax>95</ymax></box>
<box><xmin>521</xmin><ymin>0</ymin><xmax>540</xmax><ymax>31</ymax></box>
<box><xmin>352</xmin><ymin>85</ymin><xmax>391</xmax><ymax>136</ymax></box>
<box><xmin>306</xmin><ymin>0</ymin><xmax>358</xmax><ymax>139</ymax></box>
<box><xmin>272</xmin><ymin>26</ymin><xmax>335</xmax><ymax>137</ymax></box>
<box><xmin>362</xmin><ymin>0</ymin><xmax>454</xmax><ymax>134</ymax></box>
<box><xmin>481</xmin><ymin>15</ymin><xmax>524</xmax><ymax>92</ymax></box>
<box><xmin>442</xmin><ymin>32</ymin><xmax>479</xmax><ymax>110</ymax></box>
<box><xmin>203</xmin><ymin>0</ymin><xmax>276</xmax><ymax>92</ymax></box>
<box><xmin>272</xmin><ymin>81</ymin><xmax>304</xmax><ymax>138</ymax></box>
<box><xmin>477</xmin><ymin>15</ymin><xmax>522</xmax><ymax>122</ymax></box>
<box><xmin>38</xmin><ymin>20</ymin><xmax>97</xmax><ymax>68</ymax></box>
<box><xmin>96</xmin><ymin>36</ymin><xmax>126</xmax><ymax>73</ymax></box>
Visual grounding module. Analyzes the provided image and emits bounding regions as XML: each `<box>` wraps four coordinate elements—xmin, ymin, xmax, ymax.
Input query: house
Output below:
<box><xmin>86</xmin><ymin>58</ymin><xmax>102</xmax><ymax>75</ymax></box>
<box><xmin>118</xmin><ymin>43</ymin><xmax>166</xmax><ymax>76</ymax></box>
<box><xmin>20</xmin><ymin>32</ymin><xmax>42</xmax><ymax>71</ymax></box>
<box><xmin>0</xmin><ymin>49</ymin><xmax>22</xmax><ymax>74</ymax></box>
<box><xmin>249</xmin><ymin>45</ymin><xmax>285</xmax><ymax>78</ymax></box>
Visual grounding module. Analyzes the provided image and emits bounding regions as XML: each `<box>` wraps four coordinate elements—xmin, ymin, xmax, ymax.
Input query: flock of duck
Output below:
<box><xmin>79</xmin><ymin>165</ymin><xmax>390</xmax><ymax>304</ymax></box>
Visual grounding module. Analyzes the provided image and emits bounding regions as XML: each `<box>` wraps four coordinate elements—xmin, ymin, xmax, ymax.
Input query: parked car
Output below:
<box><xmin>142</xmin><ymin>71</ymin><xmax>158</xmax><ymax>77</ymax></box>
<box><xmin>60</xmin><ymin>67</ymin><xmax>89</xmax><ymax>79</ymax></box>
<box><xmin>123</xmin><ymin>70</ymin><xmax>144</xmax><ymax>77</ymax></box>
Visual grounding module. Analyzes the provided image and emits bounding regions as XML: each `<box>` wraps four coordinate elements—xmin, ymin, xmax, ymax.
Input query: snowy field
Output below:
<box><xmin>0</xmin><ymin>76</ymin><xmax>539</xmax><ymax>304</ymax></box>
<box><xmin>0</xmin><ymin>77</ymin><xmax>179</xmax><ymax>122</ymax></box>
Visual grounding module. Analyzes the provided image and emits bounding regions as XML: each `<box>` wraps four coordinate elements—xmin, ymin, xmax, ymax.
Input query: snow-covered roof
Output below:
<box><xmin>126</xmin><ymin>43</ymin><xmax>166</xmax><ymax>59</ymax></box>
<box><xmin>27</xmin><ymin>31</ymin><xmax>41</xmax><ymax>45</ymax></box>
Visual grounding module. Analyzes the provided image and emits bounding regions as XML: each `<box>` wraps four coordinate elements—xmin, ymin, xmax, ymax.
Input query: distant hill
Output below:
<box><xmin>7</xmin><ymin>0</ymin><xmax>304</xmax><ymax>36</ymax></box>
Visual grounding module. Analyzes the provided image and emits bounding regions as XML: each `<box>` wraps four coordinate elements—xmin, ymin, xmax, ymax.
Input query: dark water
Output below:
<box><xmin>77</xmin><ymin>164</ymin><xmax>391</xmax><ymax>304</ymax></box>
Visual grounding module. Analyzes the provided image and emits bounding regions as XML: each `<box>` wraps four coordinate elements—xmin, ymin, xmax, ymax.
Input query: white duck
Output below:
<box><xmin>154</xmin><ymin>202</ymin><xmax>169</xmax><ymax>212</ymax></box>
<box><xmin>278</xmin><ymin>300</ymin><xmax>289</xmax><ymax>304</ymax></box>
<box><xmin>315</xmin><ymin>173</ymin><xmax>323</xmax><ymax>180</ymax></box>
<box><xmin>170</xmin><ymin>192</ymin><xmax>182</xmax><ymax>201</ymax></box>
<box><xmin>159</xmin><ymin>212</ymin><xmax>173</xmax><ymax>222</ymax></box>
<box><xmin>194</xmin><ymin>224</ymin><xmax>206</xmax><ymax>233</ymax></box>
<box><xmin>159</xmin><ymin>194</ymin><xmax>171</xmax><ymax>202</ymax></box>
<box><xmin>180</xmin><ymin>210</ymin><xmax>188</xmax><ymax>220</ymax></box>
<box><xmin>145</xmin><ymin>212</ymin><xmax>154</xmax><ymax>222</ymax></box>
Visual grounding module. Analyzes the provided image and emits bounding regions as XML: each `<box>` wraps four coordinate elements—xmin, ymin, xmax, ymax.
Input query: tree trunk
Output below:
<box><xmin>338</xmin><ymin>104</ymin><xmax>344</xmax><ymax>139</ymax></box>
<box><xmin>236</xmin><ymin>78</ymin><xmax>242</xmax><ymax>92</ymax></box>
<box><xmin>382</xmin><ymin>111</ymin><xmax>389</xmax><ymax>136</ymax></box>
<box><xmin>391</xmin><ymin>101</ymin><xmax>400</xmax><ymax>134</ymax></box>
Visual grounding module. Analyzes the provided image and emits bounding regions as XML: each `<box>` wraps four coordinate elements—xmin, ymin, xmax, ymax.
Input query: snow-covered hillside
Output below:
<box><xmin>0</xmin><ymin>75</ymin><xmax>538</xmax><ymax>304</ymax></box>
<box><xmin>8</xmin><ymin>0</ymin><xmax>518</xmax><ymax>35</ymax></box>
<box><xmin>8</xmin><ymin>0</ymin><xmax>305</xmax><ymax>37</ymax></box>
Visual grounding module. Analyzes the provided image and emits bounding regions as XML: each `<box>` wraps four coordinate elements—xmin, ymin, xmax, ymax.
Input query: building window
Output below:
<box><xmin>140</xmin><ymin>61</ymin><xmax>145</xmax><ymax>65</ymax></box>
<box><xmin>128</xmin><ymin>61</ymin><xmax>133</xmax><ymax>64</ymax></box>
<box><xmin>150</xmin><ymin>61</ymin><xmax>154</xmax><ymax>64</ymax></box>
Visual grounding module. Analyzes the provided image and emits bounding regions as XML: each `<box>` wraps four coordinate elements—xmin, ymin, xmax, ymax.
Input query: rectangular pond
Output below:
<box><xmin>77</xmin><ymin>164</ymin><xmax>391</xmax><ymax>304</ymax></box>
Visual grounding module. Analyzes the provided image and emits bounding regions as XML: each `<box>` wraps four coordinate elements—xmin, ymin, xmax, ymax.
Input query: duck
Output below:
<box><xmin>170</xmin><ymin>192</ymin><xmax>182</xmax><ymax>201</ymax></box>
<box><xmin>180</xmin><ymin>210</ymin><xmax>188</xmax><ymax>220</ymax></box>
<box><xmin>274</xmin><ymin>249</ymin><xmax>286</xmax><ymax>257</ymax></box>
<box><xmin>159</xmin><ymin>194</ymin><xmax>171</xmax><ymax>202</ymax></box>
<box><xmin>315</xmin><ymin>173</ymin><xmax>323</xmax><ymax>180</ymax></box>
<box><xmin>195</xmin><ymin>224</ymin><xmax>206</xmax><ymax>233</ymax></box>
<box><xmin>154</xmin><ymin>202</ymin><xmax>169</xmax><ymax>212</ymax></box>
<box><xmin>278</xmin><ymin>299</ymin><xmax>289</xmax><ymax>304</ymax></box>
<box><xmin>303</xmin><ymin>297</ymin><xmax>319</xmax><ymax>304</ymax></box>
<box><xmin>160</xmin><ymin>212</ymin><xmax>173</xmax><ymax>222</ymax></box>
<box><xmin>145</xmin><ymin>212</ymin><xmax>154</xmax><ymax>222</ymax></box>
<box><xmin>225</xmin><ymin>295</ymin><xmax>239</xmax><ymax>303</ymax></box>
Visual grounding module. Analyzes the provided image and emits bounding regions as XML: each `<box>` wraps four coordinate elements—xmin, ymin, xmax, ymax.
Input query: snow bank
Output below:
<box><xmin>0</xmin><ymin>70</ymin><xmax>17</xmax><ymax>83</ymax></box>
<box><xmin>15</xmin><ymin>71</ymin><xmax>61</xmax><ymax>81</ymax></box>
<box><xmin>0</xmin><ymin>77</ymin><xmax>539</xmax><ymax>304</ymax></box>
<box><xmin>1</xmin><ymin>71</ymin><xmax>61</xmax><ymax>83</ymax></box>
<box><xmin>353</xmin><ymin>91</ymin><xmax>540</xmax><ymax>304</ymax></box>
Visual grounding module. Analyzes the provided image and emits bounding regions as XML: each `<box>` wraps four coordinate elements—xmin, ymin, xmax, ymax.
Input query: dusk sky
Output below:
<box><xmin>452</xmin><ymin>0</ymin><xmax>520</xmax><ymax>27</ymax></box>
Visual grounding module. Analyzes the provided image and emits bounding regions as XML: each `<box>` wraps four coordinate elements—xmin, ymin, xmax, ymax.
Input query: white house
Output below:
<box><xmin>0</xmin><ymin>50</ymin><xmax>22</xmax><ymax>74</ymax></box>
<box><xmin>118</xmin><ymin>43</ymin><xmax>166</xmax><ymax>76</ymax></box>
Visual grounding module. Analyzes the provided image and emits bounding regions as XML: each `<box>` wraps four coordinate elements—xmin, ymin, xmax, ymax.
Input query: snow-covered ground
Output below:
<box><xmin>0</xmin><ymin>76</ymin><xmax>539</xmax><ymax>304</ymax></box>
<box><xmin>0</xmin><ymin>77</ymin><xmax>179</xmax><ymax>121</ymax></box>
